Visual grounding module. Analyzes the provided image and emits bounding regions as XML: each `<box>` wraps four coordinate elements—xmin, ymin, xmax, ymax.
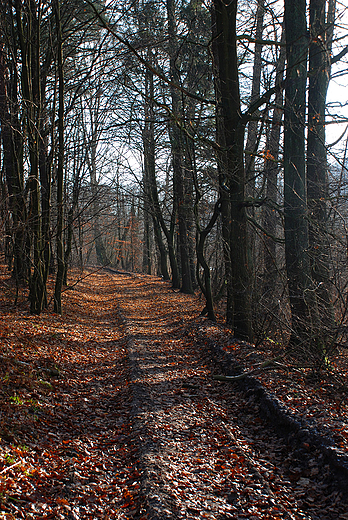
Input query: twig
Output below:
<box><xmin>213</xmin><ymin>356</ymin><xmax>284</xmax><ymax>382</ymax></box>
<box><xmin>0</xmin><ymin>461</ymin><xmax>22</xmax><ymax>475</ymax></box>
<box><xmin>47</xmin><ymin>264</ymin><xmax>111</xmax><ymax>307</ymax></box>
<box><xmin>0</xmin><ymin>355</ymin><xmax>31</xmax><ymax>368</ymax></box>
<box><xmin>0</xmin><ymin>355</ymin><xmax>60</xmax><ymax>376</ymax></box>
<box><xmin>63</xmin><ymin>264</ymin><xmax>111</xmax><ymax>291</ymax></box>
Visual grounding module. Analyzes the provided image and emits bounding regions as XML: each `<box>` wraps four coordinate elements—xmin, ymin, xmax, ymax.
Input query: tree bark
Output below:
<box><xmin>15</xmin><ymin>0</ymin><xmax>46</xmax><ymax>313</ymax></box>
<box><xmin>212</xmin><ymin>0</ymin><xmax>253</xmax><ymax>341</ymax></box>
<box><xmin>166</xmin><ymin>0</ymin><xmax>194</xmax><ymax>294</ymax></box>
<box><xmin>262</xmin><ymin>26</ymin><xmax>285</xmax><ymax>301</ymax></box>
<box><xmin>245</xmin><ymin>0</ymin><xmax>265</xmax><ymax>180</ymax></box>
<box><xmin>54</xmin><ymin>0</ymin><xmax>65</xmax><ymax>314</ymax></box>
<box><xmin>0</xmin><ymin>42</ymin><xmax>27</xmax><ymax>284</ymax></box>
<box><xmin>283</xmin><ymin>0</ymin><xmax>310</xmax><ymax>342</ymax></box>
<box><xmin>306</xmin><ymin>0</ymin><xmax>336</xmax><ymax>346</ymax></box>
<box><xmin>39</xmin><ymin>53</ymin><xmax>53</xmax><ymax>304</ymax></box>
<box><xmin>142</xmin><ymin>65</ymin><xmax>157</xmax><ymax>276</ymax></box>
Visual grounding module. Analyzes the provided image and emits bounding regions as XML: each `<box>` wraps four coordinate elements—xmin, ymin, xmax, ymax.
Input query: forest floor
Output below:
<box><xmin>0</xmin><ymin>263</ymin><xmax>348</xmax><ymax>519</ymax></box>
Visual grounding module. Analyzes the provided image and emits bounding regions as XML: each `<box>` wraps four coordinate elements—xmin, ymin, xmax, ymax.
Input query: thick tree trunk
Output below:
<box><xmin>211</xmin><ymin>5</ymin><xmax>232</xmax><ymax>324</ymax></box>
<box><xmin>212</xmin><ymin>0</ymin><xmax>252</xmax><ymax>341</ymax></box>
<box><xmin>166</xmin><ymin>0</ymin><xmax>193</xmax><ymax>294</ymax></box>
<box><xmin>284</xmin><ymin>0</ymin><xmax>310</xmax><ymax>342</ymax></box>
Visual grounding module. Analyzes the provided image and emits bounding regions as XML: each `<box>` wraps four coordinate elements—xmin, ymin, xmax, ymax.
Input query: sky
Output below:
<box><xmin>326</xmin><ymin>2</ymin><xmax>348</xmax><ymax>152</ymax></box>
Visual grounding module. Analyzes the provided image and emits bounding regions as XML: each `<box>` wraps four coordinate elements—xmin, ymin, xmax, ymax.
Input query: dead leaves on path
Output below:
<box><xmin>0</xmin><ymin>264</ymin><xmax>348</xmax><ymax>519</ymax></box>
<box><xmin>112</xmin><ymin>275</ymin><xmax>348</xmax><ymax>519</ymax></box>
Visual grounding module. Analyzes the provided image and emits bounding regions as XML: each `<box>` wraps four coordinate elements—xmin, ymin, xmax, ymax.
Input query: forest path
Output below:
<box><xmin>109</xmin><ymin>271</ymin><xmax>346</xmax><ymax>520</ymax></box>
<box><xmin>0</xmin><ymin>267</ymin><xmax>347</xmax><ymax>519</ymax></box>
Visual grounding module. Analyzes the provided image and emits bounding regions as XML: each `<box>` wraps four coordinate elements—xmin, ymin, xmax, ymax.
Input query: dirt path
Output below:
<box><xmin>0</xmin><ymin>268</ymin><xmax>347</xmax><ymax>519</ymax></box>
<box><xmin>110</xmin><ymin>272</ymin><xmax>348</xmax><ymax>520</ymax></box>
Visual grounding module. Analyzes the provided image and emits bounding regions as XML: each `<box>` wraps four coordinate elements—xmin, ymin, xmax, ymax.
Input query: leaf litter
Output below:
<box><xmin>0</xmin><ymin>263</ymin><xmax>347</xmax><ymax>519</ymax></box>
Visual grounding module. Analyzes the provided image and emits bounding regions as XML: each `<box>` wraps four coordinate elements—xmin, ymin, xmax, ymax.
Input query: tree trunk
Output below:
<box><xmin>306</xmin><ymin>0</ymin><xmax>336</xmax><ymax>347</ymax></box>
<box><xmin>39</xmin><ymin>55</ymin><xmax>53</xmax><ymax>304</ymax></box>
<box><xmin>245</xmin><ymin>0</ymin><xmax>265</xmax><ymax>180</ymax></box>
<box><xmin>63</xmin><ymin>142</ymin><xmax>82</xmax><ymax>285</ymax></box>
<box><xmin>212</xmin><ymin>0</ymin><xmax>253</xmax><ymax>341</ymax></box>
<box><xmin>142</xmin><ymin>65</ymin><xmax>156</xmax><ymax>276</ymax></box>
<box><xmin>262</xmin><ymin>26</ymin><xmax>285</xmax><ymax>302</ymax></box>
<box><xmin>166</xmin><ymin>0</ymin><xmax>193</xmax><ymax>294</ymax></box>
<box><xmin>89</xmin><ymin>124</ymin><xmax>109</xmax><ymax>267</ymax></box>
<box><xmin>54</xmin><ymin>0</ymin><xmax>65</xmax><ymax>314</ymax></box>
<box><xmin>195</xmin><ymin>195</ymin><xmax>220</xmax><ymax>322</ymax></box>
<box><xmin>142</xmin><ymin>74</ymin><xmax>179</xmax><ymax>285</ymax></box>
<box><xmin>183</xmin><ymin>113</ymin><xmax>197</xmax><ymax>290</ymax></box>
<box><xmin>141</xmin><ymin>57</ymin><xmax>171</xmax><ymax>280</ymax></box>
<box><xmin>0</xmin><ymin>43</ymin><xmax>27</xmax><ymax>284</ymax></box>
<box><xmin>142</xmin><ymin>201</ymin><xmax>152</xmax><ymax>274</ymax></box>
<box><xmin>15</xmin><ymin>0</ymin><xmax>46</xmax><ymax>313</ymax></box>
<box><xmin>283</xmin><ymin>0</ymin><xmax>310</xmax><ymax>343</ymax></box>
